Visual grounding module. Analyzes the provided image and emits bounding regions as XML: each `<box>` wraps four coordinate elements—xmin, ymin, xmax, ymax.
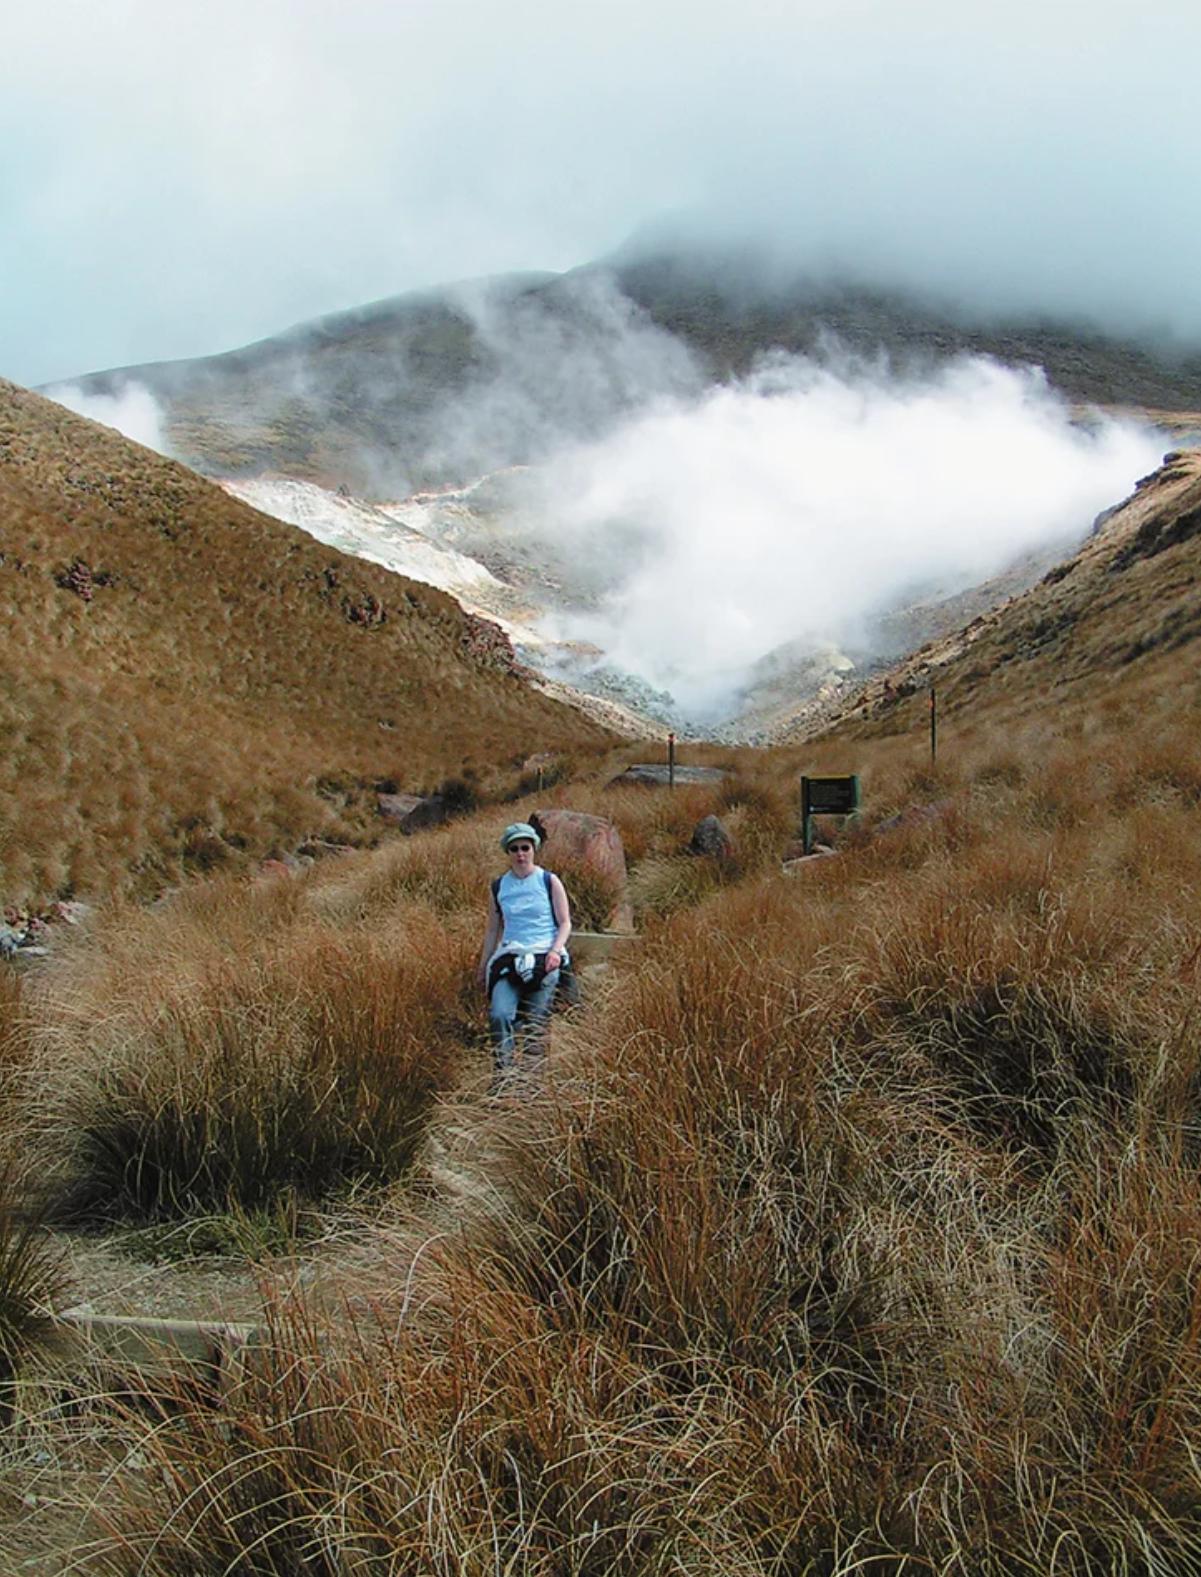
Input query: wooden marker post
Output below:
<box><xmin>929</xmin><ymin>685</ymin><xmax>937</xmax><ymax>764</ymax></box>
<box><xmin>801</xmin><ymin>775</ymin><xmax>860</xmax><ymax>855</ymax></box>
<box><xmin>668</xmin><ymin>732</ymin><xmax>676</xmax><ymax>789</ymax></box>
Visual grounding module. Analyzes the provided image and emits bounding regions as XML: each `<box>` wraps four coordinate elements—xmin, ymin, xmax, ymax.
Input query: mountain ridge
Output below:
<box><xmin>53</xmin><ymin>248</ymin><xmax>1201</xmax><ymax>497</ymax></box>
<box><xmin>812</xmin><ymin>446</ymin><xmax>1201</xmax><ymax>745</ymax></box>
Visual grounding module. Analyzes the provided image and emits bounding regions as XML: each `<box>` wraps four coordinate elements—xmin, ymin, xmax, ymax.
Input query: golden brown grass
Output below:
<box><xmin>0</xmin><ymin>687</ymin><xmax>1191</xmax><ymax>1573</ymax></box>
<box><xmin>18</xmin><ymin>876</ymin><xmax>481</xmax><ymax>1223</ymax></box>
<box><xmin>0</xmin><ymin>966</ymin><xmax>26</xmax><ymax>1085</ymax></box>
<box><xmin>0</xmin><ymin>379</ymin><xmax>618</xmax><ymax>908</ymax></box>
<box><xmin>6</xmin><ymin>451</ymin><xmax>1201</xmax><ymax>1571</ymax></box>
<box><xmin>7</xmin><ymin>785</ymin><xmax>773</xmax><ymax>1228</ymax></box>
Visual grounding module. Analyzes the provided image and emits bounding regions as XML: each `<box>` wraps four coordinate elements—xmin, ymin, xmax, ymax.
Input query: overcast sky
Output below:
<box><xmin>3</xmin><ymin>0</ymin><xmax>1198</xmax><ymax>388</ymax></box>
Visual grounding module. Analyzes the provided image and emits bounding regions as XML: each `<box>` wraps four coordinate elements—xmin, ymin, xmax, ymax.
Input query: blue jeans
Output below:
<box><xmin>489</xmin><ymin>969</ymin><xmax>560</xmax><ymax>1070</ymax></box>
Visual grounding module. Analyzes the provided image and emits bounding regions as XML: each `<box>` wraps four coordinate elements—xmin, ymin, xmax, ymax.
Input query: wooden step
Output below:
<box><xmin>55</xmin><ymin>1308</ymin><xmax>262</xmax><ymax>1394</ymax></box>
<box><xmin>568</xmin><ymin>930</ymin><xmax>638</xmax><ymax>967</ymax></box>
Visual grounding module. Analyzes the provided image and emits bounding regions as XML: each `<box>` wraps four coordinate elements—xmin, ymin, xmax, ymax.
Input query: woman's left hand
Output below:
<box><xmin>546</xmin><ymin>950</ymin><xmax>561</xmax><ymax>973</ymax></box>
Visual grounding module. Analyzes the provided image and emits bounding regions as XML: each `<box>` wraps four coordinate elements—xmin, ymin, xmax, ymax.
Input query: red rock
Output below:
<box><xmin>533</xmin><ymin>808</ymin><xmax>634</xmax><ymax>933</ymax></box>
<box><xmin>377</xmin><ymin>793</ymin><xmax>448</xmax><ymax>833</ymax></box>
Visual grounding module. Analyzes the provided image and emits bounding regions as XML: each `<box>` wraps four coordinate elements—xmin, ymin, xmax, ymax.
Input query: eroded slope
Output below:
<box><xmin>0</xmin><ymin>380</ymin><xmax>616</xmax><ymax>904</ymax></box>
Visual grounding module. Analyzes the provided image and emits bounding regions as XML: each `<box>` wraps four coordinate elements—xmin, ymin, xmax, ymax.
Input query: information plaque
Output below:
<box><xmin>801</xmin><ymin>775</ymin><xmax>860</xmax><ymax>854</ymax></box>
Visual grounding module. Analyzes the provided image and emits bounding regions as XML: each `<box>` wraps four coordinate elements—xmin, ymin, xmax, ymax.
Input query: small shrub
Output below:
<box><xmin>433</xmin><ymin>774</ymin><xmax>478</xmax><ymax>819</ymax></box>
<box><xmin>552</xmin><ymin>854</ymin><xmax>624</xmax><ymax>932</ymax></box>
<box><xmin>46</xmin><ymin>922</ymin><xmax>470</xmax><ymax>1222</ymax></box>
<box><xmin>0</xmin><ymin>1168</ymin><xmax>68</xmax><ymax>1399</ymax></box>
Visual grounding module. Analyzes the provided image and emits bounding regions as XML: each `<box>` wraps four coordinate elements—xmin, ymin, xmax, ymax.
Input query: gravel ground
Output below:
<box><xmin>51</xmin><ymin>1228</ymin><xmax>266</xmax><ymax>1324</ymax></box>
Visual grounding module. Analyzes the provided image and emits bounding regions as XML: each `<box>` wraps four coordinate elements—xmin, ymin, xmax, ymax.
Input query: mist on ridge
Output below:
<box><xmin>524</xmin><ymin>351</ymin><xmax>1166</xmax><ymax>721</ymax></box>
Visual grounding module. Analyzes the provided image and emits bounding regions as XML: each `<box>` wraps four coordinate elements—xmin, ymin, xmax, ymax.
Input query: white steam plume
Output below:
<box><xmin>44</xmin><ymin>381</ymin><xmax>170</xmax><ymax>455</ymax></box>
<box><xmin>534</xmin><ymin>353</ymin><xmax>1165</xmax><ymax>718</ymax></box>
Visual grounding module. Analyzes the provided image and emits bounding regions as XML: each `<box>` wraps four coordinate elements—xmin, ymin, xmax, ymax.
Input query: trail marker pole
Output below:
<box><xmin>668</xmin><ymin>732</ymin><xmax>676</xmax><ymax>789</ymax></box>
<box><xmin>929</xmin><ymin>686</ymin><xmax>938</xmax><ymax>765</ymax></box>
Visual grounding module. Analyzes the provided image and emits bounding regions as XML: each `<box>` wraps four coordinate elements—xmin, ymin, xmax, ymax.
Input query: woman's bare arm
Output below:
<box><xmin>478</xmin><ymin>895</ymin><xmax>501</xmax><ymax>987</ymax></box>
<box><xmin>548</xmin><ymin>874</ymin><xmax>572</xmax><ymax>959</ymax></box>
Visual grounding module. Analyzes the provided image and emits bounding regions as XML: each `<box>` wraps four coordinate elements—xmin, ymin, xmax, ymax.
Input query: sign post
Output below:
<box><xmin>801</xmin><ymin>774</ymin><xmax>860</xmax><ymax>855</ymax></box>
<box><xmin>668</xmin><ymin>732</ymin><xmax>676</xmax><ymax>790</ymax></box>
<box><xmin>929</xmin><ymin>685</ymin><xmax>937</xmax><ymax>765</ymax></box>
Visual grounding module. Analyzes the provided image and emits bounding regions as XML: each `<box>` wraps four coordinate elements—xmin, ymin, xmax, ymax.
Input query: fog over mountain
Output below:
<box><xmin>13</xmin><ymin>0</ymin><xmax>1198</xmax><ymax>731</ymax></box>
<box><xmin>4</xmin><ymin>0</ymin><xmax>1200</xmax><ymax>387</ymax></box>
<box><xmin>51</xmin><ymin>252</ymin><xmax>1172</xmax><ymax>730</ymax></box>
<box><xmin>525</xmin><ymin>354</ymin><xmax>1163</xmax><ymax>718</ymax></box>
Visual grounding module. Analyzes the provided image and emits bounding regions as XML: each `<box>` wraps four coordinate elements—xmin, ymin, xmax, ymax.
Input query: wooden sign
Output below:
<box><xmin>801</xmin><ymin>775</ymin><xmax>860</xmax><ymax>853</ymax></box>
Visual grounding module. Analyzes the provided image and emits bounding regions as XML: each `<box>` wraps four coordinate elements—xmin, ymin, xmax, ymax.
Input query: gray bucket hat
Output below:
<box><xmin>500</xmin><ymin>821</ymin><xmax>541</xmax><ymax>851</ymax></box>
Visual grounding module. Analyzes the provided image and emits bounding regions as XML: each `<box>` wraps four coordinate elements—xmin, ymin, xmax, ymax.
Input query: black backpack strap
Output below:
<box><xmin>543</xmin><ymin>870</ymin><xmax>575</xmax><ymax>983</ymax></box>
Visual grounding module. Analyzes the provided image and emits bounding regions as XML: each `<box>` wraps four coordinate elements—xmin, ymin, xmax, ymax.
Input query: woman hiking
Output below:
<box><xmin>478</xmin><ymin>822</ymin><xmax>572</xmax><ymax>1084</ymax></box>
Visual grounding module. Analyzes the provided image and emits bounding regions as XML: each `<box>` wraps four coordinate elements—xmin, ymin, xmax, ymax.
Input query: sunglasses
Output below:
<box><xmin>508</xmin><ymin>842</ymin><xmax>535</xmax><ymax>853</ymax></box>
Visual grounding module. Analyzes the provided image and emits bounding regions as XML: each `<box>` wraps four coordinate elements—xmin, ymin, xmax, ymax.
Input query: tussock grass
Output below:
<box><xmin>27</xmin><ymin>896</ymin><xmax>475</xmax><ymax>1223</ymax></box>
<box><xmin>0</xmin><ymin>1170</ymin><xmax>67</xmax><ymax>1399</ymax></box>
<box><xmin>9</xmin><ymin>697</ymin><xmax>1201</xmax><ymax>1572</ymax></box>
<box><xmin>0</xmin><ymin>968</ymin><xmax>27</xmax><ymax>1088</ymax></box>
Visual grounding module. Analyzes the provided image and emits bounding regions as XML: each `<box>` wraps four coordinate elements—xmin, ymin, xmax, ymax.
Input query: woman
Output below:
<box><xmin>478</xmin><ymin>822</ymin><xmax>572</xmax><ymax>1078</ymax></box>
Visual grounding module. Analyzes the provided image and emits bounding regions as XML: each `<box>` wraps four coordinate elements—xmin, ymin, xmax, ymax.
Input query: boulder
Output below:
<box><xmin>532</xmin><ymin>808</ymin><xmax>634</xmax><ymax>933</ymax></box>
<box><xmin>609</xmin><ymin>764</ymin><xmax>728</xmax><ymax>788</ymax></box>
<box><xmin>782</xmin><ymin>848</ymin><xmax>840</xmax><ymax>875</ymax></box>
<box><xmin>689</xmin><ymin>814</ymin><xmax>735</xmax><ymax>862</ymax></box>
<box><xmin>873</xmin><ymin>800</ymin><xmax>955</xmax><ymax>838</ymax></box>
<box><xmin>257</xmin><ymin>857</ymin><xmax>299</xmax><ymax>881</ymax></box>
<box><xmin>377</xmin><ymin>792</ymin><xmax>448</xmax><ymax>833</ymax></box>
<box><xmin>296</xmin><ymin>839</ymin><xmax>356</xmax><ymax>862</ymax></box>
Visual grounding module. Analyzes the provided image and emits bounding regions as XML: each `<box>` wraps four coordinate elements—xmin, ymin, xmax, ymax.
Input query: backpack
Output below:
<box><xmin>491</xmin><ymin>869</ymin><xmax>580</xmax><ymax>1007</ymax></box>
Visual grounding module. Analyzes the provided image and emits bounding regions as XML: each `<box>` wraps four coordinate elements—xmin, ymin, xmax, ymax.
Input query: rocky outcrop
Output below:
<box><xmin>377</xmin><ymin>793</ymin><xmax>449</xmax><ymax>834</ymax></box>
<box><xmin>610</xmin><ymin>764</ymin><xmax>728</xmax><ymax>788</ymax></box>
<box><xmin>344</xmin><ymin>591</ymin><xmax>386</xmax><ymax>627</ymax></box>
<box><xmin>689</xmin><ymin>814</ymin><xmax>735</xmax><ymax>863</ymax></box>
<box><xmin>460</xmin><ymin>611</ymin><xmax>523</xmax><ymax>674</ymax></box>
<box><xmin>1</xmin><ymin>900</ymin><xmax>92</xmax><ymax>963</ymax></box>
<box><xmin>53</xmin><ymin>558</ymin><xmax>117</xmax><ymax>601</ymax></box>
<box><xmin>531</xmin><ymin>808</ymin><xmax>634</xmax><ymax>933</ymax></box>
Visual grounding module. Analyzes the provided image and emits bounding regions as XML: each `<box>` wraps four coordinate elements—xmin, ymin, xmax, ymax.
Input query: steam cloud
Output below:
<box><xmin>532</xmin><ymin>354</ymin><xmax>1164</xmax><ymax>719</ymax></box>
<box><xmin>429</xmin><ymin>273</ymin><xmax>702</xmax><ymax>480</ymax></box>
<box><xmin>44</xmin><ymin>382</ymin><xmax>170</xmax><ymax>455</ymax></box>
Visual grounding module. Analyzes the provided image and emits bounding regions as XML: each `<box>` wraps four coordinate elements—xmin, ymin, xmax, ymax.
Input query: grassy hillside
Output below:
<box><xmin>826</xmin><ymin>446</ymin><xmax>1201</xmax><ymax>746</ymax></box>
<box><xmin>4</xmin><ymin>669</ymin><xmax>1201</xmax><ymax>1569</ymax></box>
<box><xmin>60</xmin><ymin>249</ymin><xmax>1201</xmax><ymax>495</ymax></box>
<box><xmin>0</xmin><ymin>379</ymin><xmax>616</xmax><ymax>906</ymax></box>
<box><xmin>3</xmin><ymin>405</ymin><xmax>1201</xmax><ymax>1571</ymax></box>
